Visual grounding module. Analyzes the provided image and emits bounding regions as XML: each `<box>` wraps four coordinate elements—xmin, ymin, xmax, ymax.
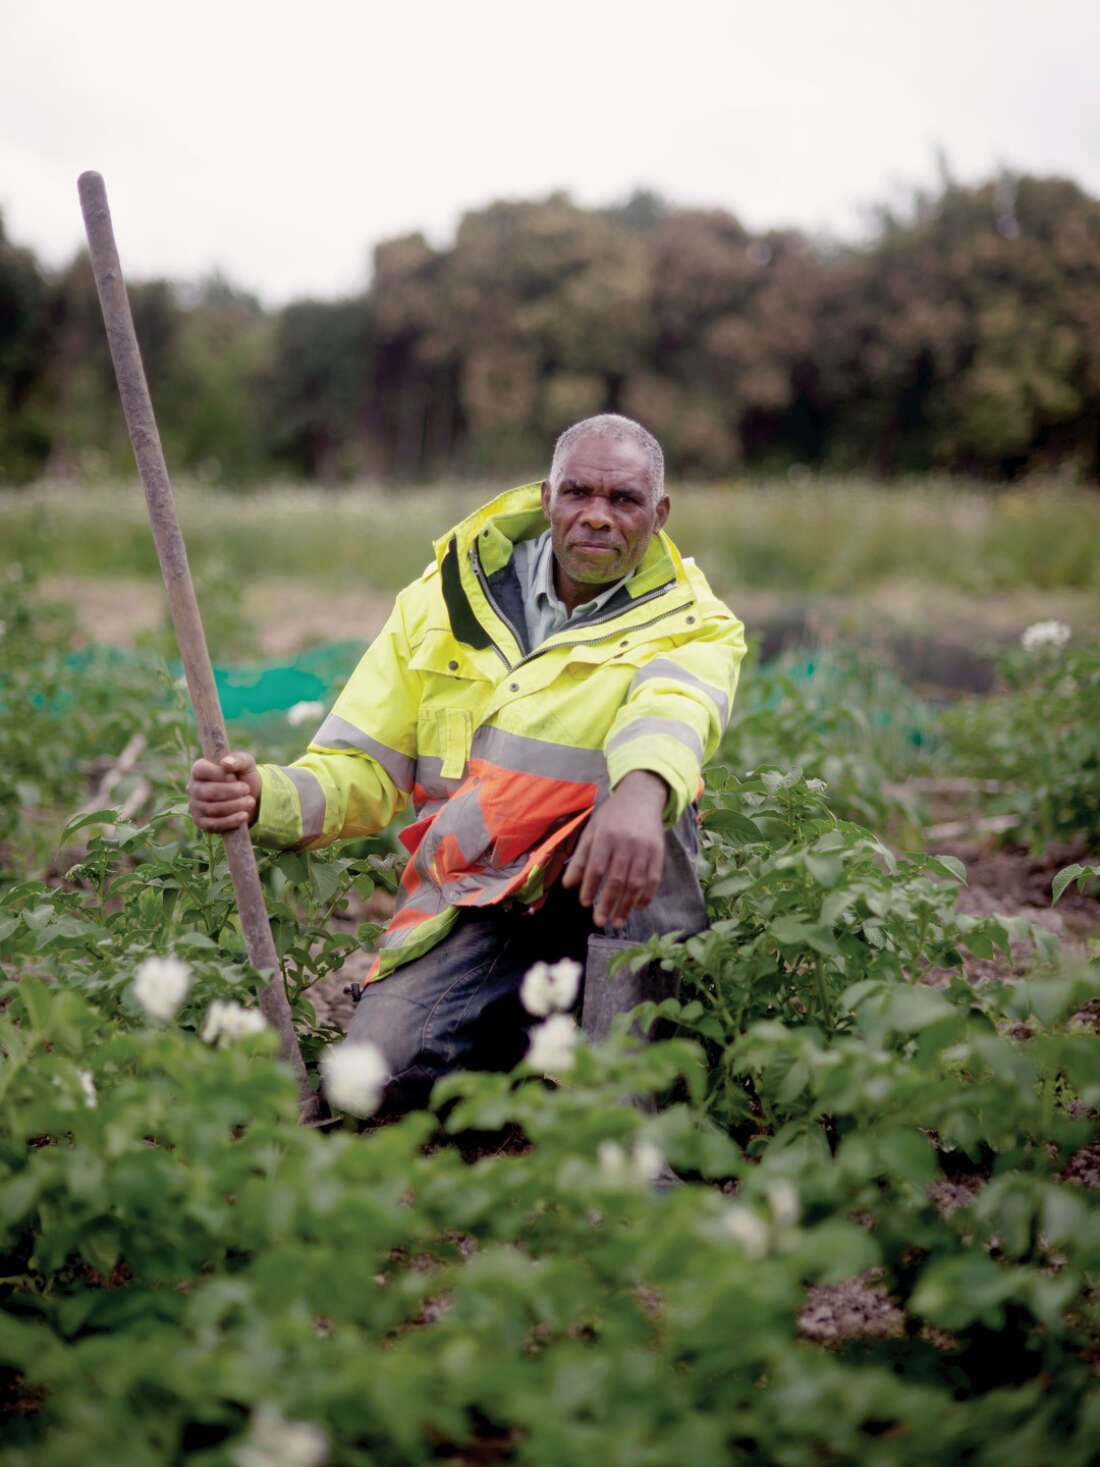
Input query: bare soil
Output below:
<box><xmin>923</xmin><ymin>834</ymin><xmax>1100</xmax><ymax>988</ymax></box>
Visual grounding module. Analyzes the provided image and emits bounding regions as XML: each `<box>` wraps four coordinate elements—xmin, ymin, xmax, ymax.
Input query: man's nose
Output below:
<box><xmin>581</xmin><ymin>496</ymin><xmax>613</xmax><ymax>527</ymax></box>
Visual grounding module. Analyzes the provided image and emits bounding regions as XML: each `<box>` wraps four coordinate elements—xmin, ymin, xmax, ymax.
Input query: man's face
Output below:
<box><xmin>540</xmin><ymin>436</ymin><xmax>669</xmax><ymax>609</ymax></box>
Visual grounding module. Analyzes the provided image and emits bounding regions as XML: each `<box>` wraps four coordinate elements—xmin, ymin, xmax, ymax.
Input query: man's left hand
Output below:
<box><xmin>562</xmin><ymin>770</ymin><xmax>668</xmax><ymax>928</ymax></box>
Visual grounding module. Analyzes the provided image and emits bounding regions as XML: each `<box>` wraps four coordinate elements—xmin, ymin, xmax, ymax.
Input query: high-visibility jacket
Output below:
<box><xmin>252</xmin><ymin>483</ymin><xmax>746</xmax><ymax>979</ymax></box>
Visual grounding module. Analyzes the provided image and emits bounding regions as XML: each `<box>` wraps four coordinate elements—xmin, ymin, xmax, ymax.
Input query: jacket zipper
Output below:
<box><xmin>468</xmin><ymin>548</ymin><xmax>518</xmax><ymax>669</ymax></box>
<box><xmin>515</xmin><ymin>599</ymin><xmax>694</xmax><ymax>669</ymax></box>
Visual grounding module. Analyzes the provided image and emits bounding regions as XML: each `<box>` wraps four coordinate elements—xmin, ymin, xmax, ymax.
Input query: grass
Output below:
<box><xmin>5</xmin><ymin>474</ymin><xmax>1100</xmax><ymax>598</ymax></box>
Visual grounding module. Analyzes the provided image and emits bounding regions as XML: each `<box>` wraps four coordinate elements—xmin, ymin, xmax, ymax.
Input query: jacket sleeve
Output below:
<box><xmin>250</xmin><ymin>588</ymin><xmax>424</xmax><ymax>850</ymax></box>
<box><xmin>603</xmin><ymin>571</ymin><xmax>745</xmax><ymax>824</ymax></box>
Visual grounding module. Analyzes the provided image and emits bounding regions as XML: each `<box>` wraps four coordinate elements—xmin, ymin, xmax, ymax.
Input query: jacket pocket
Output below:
<box><xmin>418</xmin><ymin>707</ymin><xmax>472</xmax><ymax>780</ymax></box>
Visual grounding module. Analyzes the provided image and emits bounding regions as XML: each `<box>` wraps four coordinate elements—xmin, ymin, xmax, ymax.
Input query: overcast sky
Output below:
<box><xmin>3</xmin><ymin>0</ymin><xmax>1098</xmax><ymax>305</ymax></box>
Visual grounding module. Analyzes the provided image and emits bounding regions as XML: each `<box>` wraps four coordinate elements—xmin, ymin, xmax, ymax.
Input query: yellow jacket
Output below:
<box><xmin>253</xmin><ymin>484</ymin><xmax>746</xmax><ymax>978</ymax></box>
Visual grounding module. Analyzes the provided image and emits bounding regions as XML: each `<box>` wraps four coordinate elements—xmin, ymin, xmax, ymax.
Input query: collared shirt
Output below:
<box><xmin>512</xmin><ymin>529</ymin><xmax>632</xmax><ymax>649</ymax></box>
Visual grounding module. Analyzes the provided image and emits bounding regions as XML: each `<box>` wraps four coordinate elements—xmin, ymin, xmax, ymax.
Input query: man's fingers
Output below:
<box><xmin>594</xmin><ymin>846</ymin><xmax>663</xmax><ymax>927</ymax></box>
<box><xmin>191</xmin><ymin>758</ymin><xmax>229</xmax><ymax>783</ymax></box>
<box><xmin>590</xmin><ymin>844</ymin><xmax>635</xmax><ymax>925</ymax></box>
<box><xmin>194</xmin><ymin>807</ymin><xmax>254</xmax><ymax>831</ymax></box>
<box><xmin>579</xmin><ymin>832</ymin><xmax>617</xmax><ymax>909</ymax></box>
<box><xmin>188</xmin><ymin>778</ymin><xmax>254</xmax><ymax>805</ymax></box>
<box><xmin>562</xmin><ymin>826</ymin><xmax>593</xmax><ymax>889</ymax></box>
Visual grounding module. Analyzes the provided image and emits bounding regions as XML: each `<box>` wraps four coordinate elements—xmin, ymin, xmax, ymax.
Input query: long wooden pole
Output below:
<box><xmin>77</xmin><ymin>171</ymin><xmax>319</xmax><ymax>1121</ymax></box>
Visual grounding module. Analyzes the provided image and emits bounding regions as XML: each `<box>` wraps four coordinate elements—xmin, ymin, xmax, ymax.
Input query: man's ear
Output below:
<box><xmin>655</xmin><ymin>495</ymin><xmax>670</xmax><ymax>531</ymax></box>
<box><xmin>540</xmin><ymin>479</ymin><xmax>552</xmax><ymax>521</ymax></box>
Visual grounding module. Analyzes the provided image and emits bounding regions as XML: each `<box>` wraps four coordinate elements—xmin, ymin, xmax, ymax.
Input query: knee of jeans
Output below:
<box><xmin>345</xmin><ymin>983</ymin><xmax>423</xmax><ymax>1074</ymax></box>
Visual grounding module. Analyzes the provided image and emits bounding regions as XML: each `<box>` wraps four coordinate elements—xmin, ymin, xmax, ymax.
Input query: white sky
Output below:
<box><xmin>3</xmin><ymin>0</ymin><xmax>1098</xmax><ymax>305</ymax></box>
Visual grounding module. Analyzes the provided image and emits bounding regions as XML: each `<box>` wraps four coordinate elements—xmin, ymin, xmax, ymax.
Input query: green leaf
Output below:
<box><xmin>1052</xmin><ymin>863</ymin><xmax>1099</xmax><ymax>903</ymax></box>
<box><xmin>769</xmin><ymin>917</ymin><xmax>839</xmax><ymax>957</ymax></box>
<box><xmin>703</xmin><ymin>809</ymin><xmax>765</xmax><ymax>842</ymax></box>
<box><xmin>79</xmin><ymin>1221</ymin><xmax>121</xmax><ymax>1278</ymax></box>
<box><xmin>177</xmin><ymin>930</ymin><xmax>220</xmax><ymax>952</ymax></box>
<box><xmin>60</xmin><ymin>808</ymin><xmax>121</xmax><ymax>843</ymax></box>
<box><xmin>924</xmin><ymin>854</ymin><xmax>967</xmax><ymax>884</ymax></box>
<box><xmin>275</xmin><ymin>851</ymin><xmax>310</xmax><ymax>884</ymax></box>
<box><xmin>803</xmin><ymin>851</ymin><xmax>845</xmax><ymax>887</ymax></box>
<box><xmin>911</xmin><ymin>1253</ymin><xmax>1018</xmax><ymax>1330</ymax></box>
<box><xmin>310</xmin><ymin>860</ymin><xmax>343</xmax><ymax>904</ymax></box>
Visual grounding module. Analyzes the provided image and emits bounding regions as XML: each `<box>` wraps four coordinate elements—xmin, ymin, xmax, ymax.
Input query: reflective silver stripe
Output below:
<box><xmin>447</xmin><ymin>862</ymin><xmax>527</xmax><ymax>905</ymax></box>
<box><xmin>284</xmin><ymin>766</ymin><xmax>326</xmax><ymax>842</ymax></box>
<box><xmin>313</xmin><ymin>714</ymin><xmax>416</xmax><ymax>792</ymax></box>
<box><xmin>377</xmin><ymin>887</ymin><xmax>452</xmax><ymax>945</ymax></box>
<box><xmin>411</xmin><ymin>794</ymin><xmax>448</xmax><ymax>821</ymax></box>
<box><xmin>630</xmin><ymin>658</ymin><xmax>729</xmax><ymax>727</ymax></box>
<box><xmin>414</xmin><ymin>787</ymin><xmax>493</xmax><ymax>876</ymax></box>
<box><xmin>470</xmin><ymin>725</ymin><xmax>608</xmax><ymax>786</ymax></box>
<box><xmin>414</xmin><ymin>755</ymin><xmax>463</xmax><ymax>801</ymax></box>
<box><xmin>605</xmin><ymin>717</ymin><xmax>703</xmax><ymax>762</ymax></box>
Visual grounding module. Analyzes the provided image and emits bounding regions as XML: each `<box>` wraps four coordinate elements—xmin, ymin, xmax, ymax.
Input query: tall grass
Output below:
<box><xmin>4</xmin><ymin>475</ymin><xmax>1099</xmax><ymax>596</ymax></box>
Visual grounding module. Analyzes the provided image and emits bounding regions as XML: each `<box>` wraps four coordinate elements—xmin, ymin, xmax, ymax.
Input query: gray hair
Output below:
<box><xmin>548</xmin><ymin>414</ymin><xmax>665</xmax><ymax>501</ymax></box>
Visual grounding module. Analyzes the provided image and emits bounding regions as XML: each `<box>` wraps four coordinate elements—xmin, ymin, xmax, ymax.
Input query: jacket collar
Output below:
<box><xmin>433</xmin><ymin>481</ymin><xmax>684</xmax><ymax>603</ymax></box>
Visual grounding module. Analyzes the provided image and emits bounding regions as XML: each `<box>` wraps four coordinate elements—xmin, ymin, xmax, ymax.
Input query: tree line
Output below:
<box><xmin>2</xmin><ymin>170</ymin><xmax>1099</xmax><ymax>487</ymax></box>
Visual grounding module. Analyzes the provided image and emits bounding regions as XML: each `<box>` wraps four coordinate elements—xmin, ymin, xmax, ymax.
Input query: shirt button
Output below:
<box><xmin>509</xmin><ymin>681</ymin><xmax>520</xmax><ymax>692</ymax></box>
<box><xmin>448</xmin><ymin>660</ymin><xmax>459</xmax><ymax>671</ymax></box>
<box><xmin>686</xmin><ymin>616</ymin><xmax>696</xmax><ymax>625</ymax></box>
<box><xmin>619</xmin><ymin>639</ymin><xmax>629</xmax><ymax>647</ymax></box>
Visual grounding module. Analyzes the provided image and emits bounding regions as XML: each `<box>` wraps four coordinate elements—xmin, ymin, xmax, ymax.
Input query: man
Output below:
<box><xmin>189</xmin><ymin>414</ymin><xmax>745</xmax><ymax>1114</ymax></box>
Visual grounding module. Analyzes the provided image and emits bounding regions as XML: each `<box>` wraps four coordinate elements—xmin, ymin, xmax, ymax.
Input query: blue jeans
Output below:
<box><xmin>345</xmin><ymin>806</ymin><xmax>707</xmax><ymax>1116</ymax></box>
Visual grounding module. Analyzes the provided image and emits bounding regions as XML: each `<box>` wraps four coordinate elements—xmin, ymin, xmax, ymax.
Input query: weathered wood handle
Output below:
<box><xmin>77</xmin><ymin>170</ymin><xmax>320</xmax><ymax>1121</ymax></box>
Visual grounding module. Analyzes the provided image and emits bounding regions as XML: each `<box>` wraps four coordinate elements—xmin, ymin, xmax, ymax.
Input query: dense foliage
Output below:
<box><xmin>944</xmin><ymin>626</ymin><xmax>1100</xmax><ymax>850</ymax></box>
<box><xmin>4</xmin><ymin>170</ymin><xmax>1100</xmax><ymax>485</ymax></box>
<box><xmin>1</xmin><ymin>586</ymin><xmax>1097</xmax><ymax>1463</ymax></box>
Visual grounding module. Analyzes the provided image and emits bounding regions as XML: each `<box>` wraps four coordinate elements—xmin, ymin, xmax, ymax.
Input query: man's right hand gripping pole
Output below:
<box><xmin>188</xmin><ymin>752</ymin><xmax>261</xmax><ymax>832</ymax></box>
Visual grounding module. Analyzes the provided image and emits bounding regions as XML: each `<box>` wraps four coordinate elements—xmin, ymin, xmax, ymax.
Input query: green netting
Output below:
<box><xmin>61</xmin><ymin>641</ymin><xmax>368</xmax><ymax>721</ymax></box>
<box><xmin>52</xmin><ymin>640</ymin><xmax>934</xmax><ymax>748</ymax></box>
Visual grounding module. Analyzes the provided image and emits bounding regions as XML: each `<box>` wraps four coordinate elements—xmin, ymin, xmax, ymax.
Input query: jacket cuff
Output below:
<box><xmin>250</xmin><ymin>765</ymin><xmax>304</xmax><ymax>849</ymax></box>
<box><xmin>606</xmin><ymin>745</ymin><xmax>695</xmax><ymax>826</ymax></box>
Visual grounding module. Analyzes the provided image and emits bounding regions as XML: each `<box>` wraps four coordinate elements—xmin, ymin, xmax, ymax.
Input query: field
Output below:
<box><xmin>1</xmin><ymin>478</ymin><xmax>1098</xmax><ymax>1464</ymax></box>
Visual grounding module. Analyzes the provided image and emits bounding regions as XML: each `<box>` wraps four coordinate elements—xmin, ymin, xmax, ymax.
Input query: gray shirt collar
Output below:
<box><xmin>513</xmin><ymin>529</ymin><xmax>632</xmax><ymax>649</ymax></box>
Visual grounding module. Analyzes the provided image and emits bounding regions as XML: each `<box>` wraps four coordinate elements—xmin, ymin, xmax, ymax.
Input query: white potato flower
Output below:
<box><xmin>320</xmin><ymin>1039</ymin><xmax>390</xmax><ymax>1118</ymax></box>
<box><xmin>720</xmin><ymin>1204</ymin><xmax>771</xmax><ymax>1259</ymax></box>
<box><xmin>766</xmin><ymin>1179</ymin><xmax>801</xmax><ymax>1226</ymax></box>
<box><xmin>597</xmin><ymin>1140</ymin><xmax>628</xmax><ymax>1177</ymax></box>
<box><xmin>520</xmin><ymin>957</ymin><xmax>582</xmax><ymax>1017</ymax></box>
<box><xmin>132</xmin><ymin>955</ymin><xmax>192</xmax><ymax>1022</ymax></box>
<box><xmin>632</xmin><ymin>1139</ymin><xmax>666</xmax><ymax>1183</ymax></box>
<box><xmin>232</xmin><ymin>1405</ymin><xmax>328</xmax><ymax>1467</ymax></box>
<box><xmin>598</xmin><ymin>1138</ymin><xmax>667</xmax><ymax>1185</ymax></box>
<box><xmin>202</xmin><ymin>1000</ymin><xmax>267</xmax><ymax>1046</ymax></box>
<box><xmin>526</xmin><ymin>1013</ymin><xmax>579</xmax><ymax>1074</ymax></box>
<box><xmin>287</xmin><ymin>699</ymin><xmax>326</xmax><ymax>728</ymax></box>
<box><xmin>1021</xmin><ymin>619</ymin><xmax>1071</xmax><ymax>652</ymax></box>
<box><xmin>78</xmin><ymin>1070</ymin><xmax>98</xmax><ymax>1109</ymax></box>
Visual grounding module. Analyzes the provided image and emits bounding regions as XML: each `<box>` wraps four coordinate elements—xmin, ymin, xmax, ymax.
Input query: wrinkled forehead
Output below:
<box><xmin>550</xmin><ymin>433</ymin><xmax>655</xmax><ymax>496</ymax></box>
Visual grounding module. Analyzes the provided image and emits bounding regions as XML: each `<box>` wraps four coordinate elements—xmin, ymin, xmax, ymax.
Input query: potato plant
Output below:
<box><xmin>0</xmin><ymin>588</ymin><xmax>1098</xmax><ymax>1464</ymax></box>
<box><xmin>943</xmin><ymin>629</ymin><xmax>1100</xmax><ymax>851</ymax></box>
